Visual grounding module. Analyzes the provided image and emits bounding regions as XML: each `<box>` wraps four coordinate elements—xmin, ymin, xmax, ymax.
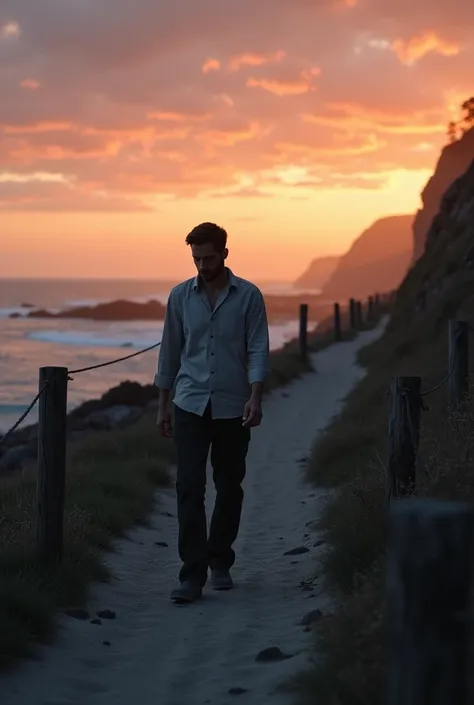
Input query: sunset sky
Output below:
<box><xmin>0</xmin><ymin>0</ymin><xmax>472</xmax><ymax>281</ymax></box>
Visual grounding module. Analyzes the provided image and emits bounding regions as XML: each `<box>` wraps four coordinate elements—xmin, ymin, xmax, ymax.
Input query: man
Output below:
<box><xmin>155</xmin><ymin>222</ymin><xmax>270</xmax><ymax>604</ymax></box>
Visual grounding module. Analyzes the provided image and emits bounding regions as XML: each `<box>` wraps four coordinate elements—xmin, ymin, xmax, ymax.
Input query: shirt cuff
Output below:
<box><xmin>154</xmin><ymin>372</ymin><xmax>175</xmax><ymax>389</ymax></box>
<box><xmin>248</xmin><ymin>368</ymin><xmax>268</xmax><ymax>385</ymax></box>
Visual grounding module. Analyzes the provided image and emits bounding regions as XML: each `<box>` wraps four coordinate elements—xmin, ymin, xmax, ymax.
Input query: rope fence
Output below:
<box><xmin>0</xmin><ymin>341</ymin><xmax>162</xmax><ymax>451</ymax></box>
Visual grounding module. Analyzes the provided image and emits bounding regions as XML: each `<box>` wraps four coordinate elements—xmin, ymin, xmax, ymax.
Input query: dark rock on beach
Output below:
<box><xmin>0</xmin><ymin>380</ymin><xmax>159</xmax><ymax>476</ymax></box>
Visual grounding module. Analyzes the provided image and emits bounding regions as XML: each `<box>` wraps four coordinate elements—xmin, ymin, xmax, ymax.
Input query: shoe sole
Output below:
<box><xmin>211</xmin><ymin>583</ymin><xmax>234</xmax><ymax>591</ymax></box>
<box><xmin>170</xmin><ymin>594</ymin><xmax>202</xmax><ymax>604</ymax></box>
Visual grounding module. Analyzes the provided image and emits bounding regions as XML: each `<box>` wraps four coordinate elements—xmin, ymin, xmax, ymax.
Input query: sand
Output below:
<box><xmin>0</xmin><ymin>323</ymin><xmax>384</xmax><ymax>705</ymax></box>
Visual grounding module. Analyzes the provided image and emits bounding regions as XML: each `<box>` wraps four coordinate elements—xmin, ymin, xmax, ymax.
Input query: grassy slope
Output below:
<box><xmin>296</xmin><ymin>178</ymin><xmax>474</xmax><ymax>704</ymax></box>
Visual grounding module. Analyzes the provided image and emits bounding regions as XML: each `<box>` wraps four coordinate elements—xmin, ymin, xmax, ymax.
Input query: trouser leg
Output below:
<box><xmin>208</xmin><ymin>416</ymin><xmax>250</xmax><ymax>571</ymax></box>
<box><xmin>173</xmin><ymin>404</ymin><xmax>211</xmax><ymax>585</ymax></box>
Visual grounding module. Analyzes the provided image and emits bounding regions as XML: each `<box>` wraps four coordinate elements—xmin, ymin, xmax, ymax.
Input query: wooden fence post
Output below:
<box><xmin>333</xmin><ymin>302</ymin><xmax>341</xmax><ymax>341</ymax></box>
<box><xmin>374</xmin><ymin>292</ymin><xmax>380</xmax><ymax>314</ymax></box>
<box><xmin>37</xmin><ymin>366</ymin><xmax>69</xmax><ymax>563</ymax></box>
<box><xmin>367</xmin><ymin>296</ymin><xmax>374</xmax><ymax>321</ymax></box>
<box><xmin>349</xmin><ymin>298</ymin><xmax>356</xmax><ymax>330</ymax></box>
<box><xmin>299</xmin><ymin>303</ymin><xmax>308</xmax><ymax>362</ymax></box>
<box><xmin>448</xmin><ymin>320</ymin><xmax>469</xmax><ymax>406</ymax></box>
<box><xmin>355</xmin><ymin>300</ymin><xmax>363</xmax><ymax>328</ymax></box>
<box><xmin>387</xmin><ymin>499</ymin><xmax>474</xmax><ymax>705</ymax></box>
<box><xmin>387</xmin><ymin>376</ymin><xmax>421</xmax><ymax>498</ymax></box>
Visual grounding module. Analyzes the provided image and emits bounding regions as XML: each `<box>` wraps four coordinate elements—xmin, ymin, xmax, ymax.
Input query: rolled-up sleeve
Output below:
<box><xmin>246</xmin><ymin>288</ymin><xmax>270</xmax><ymax>385</ymax></box>
<box><xmin>154</xmin><ymin>289</ymin><xmax>183</xmax><ymax>389</ymax></box>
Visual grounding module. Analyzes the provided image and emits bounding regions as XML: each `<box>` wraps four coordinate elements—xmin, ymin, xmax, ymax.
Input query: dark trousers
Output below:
<box><xmin>173</xmin><ymin>402</ymin><xmax>251</xmax><ymax>586</ymax></box>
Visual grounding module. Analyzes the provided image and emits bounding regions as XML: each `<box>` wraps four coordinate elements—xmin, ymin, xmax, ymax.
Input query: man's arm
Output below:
<box><xmin>246</xmin><ymin>288</ymin><xmax>270</xmax><ymax>397</ymax></box>
<box><xmin>154</xmin><ymin>289</ymin><xmax>184</xmax><ymax>403</ymax></box>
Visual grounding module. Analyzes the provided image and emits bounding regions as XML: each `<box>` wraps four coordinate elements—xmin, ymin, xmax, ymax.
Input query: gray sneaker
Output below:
<box><xmin>170</xmin><ymin>580</ymin><xmax>203</xmax><ymax>604</ymax></box>
<box><xmin>211</xmin><ymin>568</ymin><xmax>234</xmax><ymax>591</ymax></box>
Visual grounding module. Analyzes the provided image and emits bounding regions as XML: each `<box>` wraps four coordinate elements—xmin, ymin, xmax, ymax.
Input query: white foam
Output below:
<box><xmin>28</xmin><ymin>327</ymin><xmax>164</xmax><ymax>350</ymax></box>
<box><xmin>0</xmin><ymin>307</ymin><xmax>28</xmax><ymax>318</ymax></box>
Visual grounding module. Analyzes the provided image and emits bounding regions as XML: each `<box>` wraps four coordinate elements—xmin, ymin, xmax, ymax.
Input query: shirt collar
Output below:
<box><xmin>192</xmin><ymin>267</ymin><xmax>237</xmax><ymax>291</ymax></box>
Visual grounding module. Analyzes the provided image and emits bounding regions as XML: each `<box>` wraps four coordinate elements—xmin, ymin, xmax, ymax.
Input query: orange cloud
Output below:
<box><xmin>228</xmin><ymin>50</ymin><xmax>285</xmax><ymax>72</ymax></box>
<box><xmin>247</xmin><ymin>68</ymin><xmax>320</xmax><ymax>96</ymax></box>
<box><xmin>392</xmin><ymin>32</ymin><xmax>461</xmax><ymax>65</ymax></box>
<box><xmin>198</xmin><ymin>121</ymin><xmax>265</xmax><ymax>147</ymax></box>
<box><xmin>3</xmin><ymin>121</ymin><xmax>73</xmax><ymax>134</ymax></box>
<box><xmin>302</xmin><ymin>103</ymin><xmax>446</xmax><ymax>135</ymax></box>
<box><xmin>201</xmin><ymin>58</ymin><xmax>221</xmax><ymax>73</ymax></box>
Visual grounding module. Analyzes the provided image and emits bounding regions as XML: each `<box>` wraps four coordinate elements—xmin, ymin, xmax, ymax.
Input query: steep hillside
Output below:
<box><xmin>321</xmin><ymin>215</ymin><xmax>413</xmax><ymax>301</ymax></box>
<box><xmin>413</xmin><ymin>126</ymin><xmax>474</xmax><ymax>260</ymax></box>
<box><xmin>382</xmin><ymin>156</ymin><xmax>474</xmax><ymax>348</ymax></box>
<box><xmin>300</xmin><ymin>158</ymin><xmax>474</xmax><ymax>705</ymax></box>
<box><xmin>293</xmin><ymin>255</ymin><xmax>340</xmax><ymax>290</ymax></box>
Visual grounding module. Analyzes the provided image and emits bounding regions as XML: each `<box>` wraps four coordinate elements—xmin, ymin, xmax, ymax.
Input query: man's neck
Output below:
<box><xmin>203</xmin><ymin>268</ymin><xmax>229</xmax><ymax>293</ymax></box>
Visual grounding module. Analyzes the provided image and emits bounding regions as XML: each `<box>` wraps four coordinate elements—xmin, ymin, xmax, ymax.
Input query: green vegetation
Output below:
<box><xmin>447</xmin><ymin>96</ymin><xmax>474</xmax><ymax>142</ymax></box>
<box><xmin>0</xmin><ymin>414</ymin><xmax>174</xmax><ymax>670</ymax></box>
<box><xmin>296</xmin><ymin>214</ymin><xmax>474</xmax><ymax>703</ymax></box>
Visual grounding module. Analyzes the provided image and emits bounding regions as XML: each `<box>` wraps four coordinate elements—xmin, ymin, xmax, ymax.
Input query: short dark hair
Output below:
<box><xmin>185</xmin><ymin>222</ymin><xmax>227</xmax><ymax>252</ymax></box>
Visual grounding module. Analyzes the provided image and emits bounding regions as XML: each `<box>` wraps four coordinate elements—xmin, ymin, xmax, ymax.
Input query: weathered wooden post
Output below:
<box><xmin>355</xmin><ymin>300</ymin><xmax>363</xmax><ymax>328</ymax></box>
<box><xmin>374</xmin><ymin>292</ymin><xmax>380</xmax><ymax>315</ymax></box>
<box><xmin>448</xmin><ymin>320</ymin><xmax>469</xmax><ymax>406</ymax></box>
<box><xmin>333</xmin><ymin>302</ymin><xmax>341</xmax><ymax>341</ymax></box>
<box><xmin>349</xmin><ymin>298</ymin><xmax>356</xmax><ymax>330</ymax></box>
<box><xmin>387</xmin><ymin>499</ymin><xmax>474</xmax><ymax>705</ymax></box>
<box><xmin>37</xmin><ymin>366</ymin><xmax>69</xmax><ymax>563</ymax></box>
<box><xmin>299</xmin><ymin>303</ymin><xmax>308</xmax><ymax>362</ymax></box>
<box><xmin>387</xmin><ymin>376</ymin><xmax>421</xmax><ymax>498</ymax></box>
<box><xmin>367</xmin><ymin>295</ymin><xmax>374</xmax><ymax>321</ymax></box>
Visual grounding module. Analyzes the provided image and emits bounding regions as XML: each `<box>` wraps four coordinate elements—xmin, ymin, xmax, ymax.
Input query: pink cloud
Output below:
<box><xmin>0</xmin><ymin>0</ymin><xmax>472</xmax><ymax>210</ymax></box>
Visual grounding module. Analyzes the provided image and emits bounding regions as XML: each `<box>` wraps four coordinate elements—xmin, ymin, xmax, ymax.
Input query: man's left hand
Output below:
<box><xmin>242</xmin><ymin>395</ymin><xmax>263</xmax><ymax>428</ymax></box>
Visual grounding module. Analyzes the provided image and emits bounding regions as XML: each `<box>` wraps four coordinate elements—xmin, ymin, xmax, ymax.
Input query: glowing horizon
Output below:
<box><xmin>0</xmin><ymin>2</ymin><xmax>472</xmax><ymax>281</ymax></box>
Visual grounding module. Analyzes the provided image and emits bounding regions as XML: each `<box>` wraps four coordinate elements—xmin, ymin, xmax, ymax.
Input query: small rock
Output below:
<box><xmin>103</xmin><ymin>641</ymin><xmax>111</xmax><ymax>647</ymax></box>
<box><xmin>65</xmin><ymin>609</ymin><xmax>90</xmax><ymax>620</ymax></box>
<box><xmin>90</xmin><ymin>619</ymin><xmax>102</xmax><ymax>626</ymax></box>
<box><xmin>303</xmin><ymin>626</ymin><xmax>311</xmax><ymax>633</ymax></box>
<box><xmin>255</xmin><ymin>646</ymin><xmax>292</xmax><ymax>663</ymax></box>
<box><xmin>154</xmin><ymin>541</ymin><xmax>169</xmax><ymax>547</ymax></box>
<box><xmin>304</xmin><ymin>533</ymin><xmax>309</xmax><ymax>538</ymax></box>
<box><xmin>298</xmin><ymin>609</ymin><xmax>323</xmax><ymax>627</ymax></box>
<box><xmin>281</xmin><ymin>392</ymin><xmax>289</xmax><ymax>398</ymax></box>
<box><xmin>97</xmin><ymin>610</ymin><xmax>116</xmax><ymax>620</ymax></box>
<box><xmin>161</xmin><ymin>511</ymin><xmax>174</xmax><ymax>518</ymax></box>
<box><xmin>301</xmin><ymin>500</ymin><xmax>306</xmax><ymax>505</ymax></box>
<box><xmin>308</xmin><ymin>493</ymin><xmax>316</xmax><ymax>498</ymax></box>
<box><xmin>229</xmin><ymin>687</ymin><xmax>248</xmax><ymax>695</ymax></box>
<box><xmin>313</xmin><ymin>540</ymin><xmax>325</xmax><ymax>547</ymax></box>
<box><xmin>284</xmin><ymin>546</ymin><xmax>309</xmax><ymax>556</ymax></box>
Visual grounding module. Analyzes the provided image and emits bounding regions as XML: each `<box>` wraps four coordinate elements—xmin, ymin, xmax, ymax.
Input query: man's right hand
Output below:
<box><xmin>156</xmin><ymin>406</ymin><xmax>173</xmax><ymax>438</ymax></box>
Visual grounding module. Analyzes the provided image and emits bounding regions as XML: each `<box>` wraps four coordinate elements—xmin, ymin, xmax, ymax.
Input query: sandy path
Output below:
<box><xmin>0</xmin><ymin>324</ymin><xmax>384</xmax><ymax>705</ymax></box>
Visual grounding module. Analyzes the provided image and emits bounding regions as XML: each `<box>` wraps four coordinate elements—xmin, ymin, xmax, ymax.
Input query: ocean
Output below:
<box><xmin>0</xmin><ymin>278</ymin><xmax>317</xmax><ymax>435</ymax></box>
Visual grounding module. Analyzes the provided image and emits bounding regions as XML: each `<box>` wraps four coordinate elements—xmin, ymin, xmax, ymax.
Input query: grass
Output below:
<box><xmin>295</xmin><ymin>255</ymin><xmax>474</xmax><ymax>702</ymax></box>
<box><xmin>0</xmin><ymin>331</ymin><xmax>335</xmax><ymax>672</ymax></box>
<box><xmin>0</xmin><ymin>413</ymin><xmax>174</xmax><ymax>670</ymax></box>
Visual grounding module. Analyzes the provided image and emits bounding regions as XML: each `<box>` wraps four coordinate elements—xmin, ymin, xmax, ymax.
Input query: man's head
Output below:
<box><xmin>185</xmin><ymin>222</ymin><xmax>228</xmax><ymax>283</ymax></box>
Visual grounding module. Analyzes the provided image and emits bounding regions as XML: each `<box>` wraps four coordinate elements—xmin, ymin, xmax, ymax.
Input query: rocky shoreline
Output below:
<box><xmin>0</xmin><ymin>381</ymin><xmax>159</xmax><ymax>476</ymax></box>
<box><xmin>9</xmin><ymin>294</ymin><xmax>332</xmax><ymax>324</ymax></box>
